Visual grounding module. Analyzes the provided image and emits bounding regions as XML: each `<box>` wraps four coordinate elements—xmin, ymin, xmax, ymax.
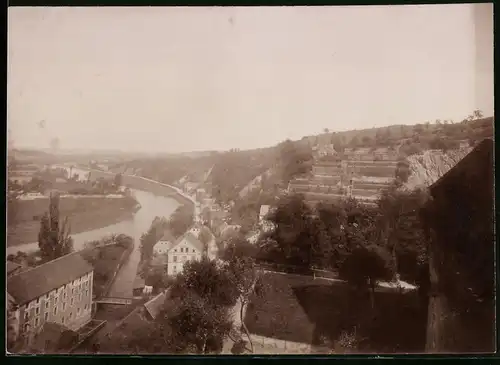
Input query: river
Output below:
<box><xmin>8</xmin><ymin>189</ymin><xmax>181</xmax><ymax>297</ymax></box>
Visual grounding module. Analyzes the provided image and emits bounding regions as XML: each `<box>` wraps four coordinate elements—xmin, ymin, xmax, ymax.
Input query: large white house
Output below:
<box><xmin>166</xmin><ymin>232</ymin><xmax>205</xmax><ymax>276</ymax></box>
<box><xmin>152</xmin><ymin>230</ymin><xmax>205</xmax><ymax>276</ymax></box>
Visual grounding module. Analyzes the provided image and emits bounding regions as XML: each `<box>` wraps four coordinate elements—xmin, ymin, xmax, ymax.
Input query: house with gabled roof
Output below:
<box><xmin>153</xmin><ymin>230</ymin><xmax>177</xmax><ymax>256</ymax></box>
<box><xmin>164</xmin><ymin>231</ymin><xmax>205</xmax><ymax>276</ymax></box>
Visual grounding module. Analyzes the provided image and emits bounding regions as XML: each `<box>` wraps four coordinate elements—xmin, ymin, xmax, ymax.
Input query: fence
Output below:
<box><xmin>256</xmin><ymin>261</ymin><xmax>339</xmax><ymax>280</ymax></box>
<box><xmin>250</xmin><ymin>334</ymin><xmax>311</xmax><ymax>354</ymax></box>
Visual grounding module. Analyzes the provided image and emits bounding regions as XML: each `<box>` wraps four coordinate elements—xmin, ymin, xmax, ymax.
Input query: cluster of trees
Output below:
<box><xmin>168</xmin><ymin>204</ymin><xmax>195</xmax><ymax>237</ymax></box>
<box><xmin>210</xmin><ymin>148</ymin><xmax>277</xmax><ymax>204</ymax></box>
<box><xmin>257</xmin><ymin>188</ymin><xmax>429</xmax><ymax>304</ymax></box>
<box><xmin>277</xmin><ymin>139</ymin><xmax>314</xmax><ymax>184</ymax></box>
<box><xmin>230</xmin><ymin>186</ymin><xmax>278</xmax><ymax>234</ymax></box>
<box><xmin>139</xmin><ymin>216</ymin><xmax>170</xmax><ymax>264</ymax></box>
<box><xmin>114</xmin><ymin>237</ymin><xmax>263</xmax><ymax>354</ymax></box>
<box><xmin>306</xmin><ymin>111</ymin><xmax>491</xmax><ymax>155</ymax></box>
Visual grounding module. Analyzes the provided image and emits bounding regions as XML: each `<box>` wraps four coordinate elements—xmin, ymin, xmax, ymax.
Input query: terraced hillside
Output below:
<box><xmin>289</xmin><ymin>156</ymin><xmax>399</xmax><ymax>204</ymax></box>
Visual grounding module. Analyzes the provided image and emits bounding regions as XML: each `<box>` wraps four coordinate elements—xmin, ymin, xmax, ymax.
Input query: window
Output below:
<box><xmin>182</xmin><ymin>256</ymin><xmax>187</xmax><ymax>262</ymax></box>
<box><xmin>173</xmin><ymin>265</ymin><xmax>177</xmax><ymax>272</ymax></box>
<box><xmin>192</xmin><ymin>249</ymin><xmax>195</xmax><ymax>253</ymax></box>
<box><xmin>36</xmin><ymin>298</ymin><xmax>40</xmax><ymax>304</ymax></box>
<box><xmin>173</xmin><ymin>256</ymin><xmax>177</xmax><ymax>263</ymax></box>
<box><xmin>53</xmin><ymin>306</ymin><xmax>57</xmax><ymax>316</ymax></box>
<box><xmin>24</xmin><ymin>312</ymin><xmax>29</xmax><ymax>321</ymax></box>
<box><xmin>79</xmin><ymin>293</ymin><xmax>82</xmax><ymax>301</ymax></box>
<box><xmin>85</xmin><ymin>304</ymin><xmax>88</xmax><ymax>310</ymax></box>
<box><xmin>62</xmin><ymin>316</ymin><xmax>65</xmax><ymax>324</ymax></box>
<box><xmin>45</xmin><ymin>301</ymin><xmax>49</xmax><ymax>309</ymax></box>
<box><xmin>77</xmin><ymin>308</ymin><xmax>80</xmax><ymax>315</ymax></box>
<box><xmin>85</xmin><ymin>289</ymin><xmax>89</xmax><ymax>297</ymax></box>
<box><xmin>44</xmin><ymin>312</ymin><xmax>48</xmax><ymax>321</ymax></box>
<box><xmin>69</xmin><ymin>312</ymin><xmax>73</xmax><ymax>319</ymax></box>
<box><xmin>63</xmin><ymin>303</ymin><xmax>66</xmax><ymax>310</ymax></box>
<box><xmin>180</xmin><ymin>247</ymin><xmax>183</xmax><ymax>253</ymax></box>
<box><xmin>24</xmin><ymin>324</ymin><xmax>30</xmax><ymax>332</ymax></box>
<box><xmin>64</xmin><ymin>292</ymin><xmax>67</xmax><ymax>299</ymax></box>
<box><xmin>35</xmin><ymin>307</ymin><xmax>40</xmax><ymax>315</ymax></box>
<box><xmin>71</xmin><ymin>298</ymin><xmax>74</xmax><ymax>305</ymax></box>
<box><xmin>35</xmin><ymin>317</ymin><xmax>39</xmax><ymax>327</ymax></box>
<box><xmin>71</xmin><ymin>288</ymin><xmax>74</xmax><ymax>295</ymax></box>
<box><xmin>174</xmin><ymin>249</ymin><xmax>177</xmax><ymax>252</ymax></box>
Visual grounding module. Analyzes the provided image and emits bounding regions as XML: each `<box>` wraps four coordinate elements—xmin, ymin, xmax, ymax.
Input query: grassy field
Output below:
<box><xmin>245</xmin><ymin>272</ymin><xmax>427</xmax><ymax>353</ymax></box>
<box><xmin>7</xmin><ymin>196</ymin><xmax>138</xmax><ymax>246</ymax></box>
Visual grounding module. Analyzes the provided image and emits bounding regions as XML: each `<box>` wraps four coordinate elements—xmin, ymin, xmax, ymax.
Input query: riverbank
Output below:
<box><xmin>80</xmin><ymin>235</ymin><xmax>134</xmax><ymax>298</ymax></box>
<box><xmin>86</xmin><ymin>169</ymin><xmax>196</xmax><ymax>209</ymax></box>
<box><xmin>7</xmin><ymin>195</ymin><xmax>140</xmax><ymax>247</ymax></box>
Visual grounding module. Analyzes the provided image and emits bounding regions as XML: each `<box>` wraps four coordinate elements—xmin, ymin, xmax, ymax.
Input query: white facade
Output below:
<box><xmin>154</xmin><ymin>240</ymin><xmax>174</xmax><ymax>255</ymax></box>
<box><xmin>166</xmin><ymin>234</ymin><xmax>204</xmax><ymax>276</ymax></box>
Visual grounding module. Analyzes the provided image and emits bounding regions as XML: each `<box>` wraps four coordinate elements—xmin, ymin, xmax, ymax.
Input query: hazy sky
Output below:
<box><xmin>8</xmin><ymin>5</ymin><xmax>493</xmax><ymax>153</ymax></box>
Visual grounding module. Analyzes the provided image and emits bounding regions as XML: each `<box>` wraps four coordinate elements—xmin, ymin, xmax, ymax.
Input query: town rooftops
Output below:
<box><xmin>7</xmin><ymin>252</ymin><xmax>93</xmax><ymax>306</ymax></box>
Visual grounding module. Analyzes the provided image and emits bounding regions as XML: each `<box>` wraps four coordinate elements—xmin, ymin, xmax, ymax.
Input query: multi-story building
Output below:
<box><xmin>7</xmin><ymin>253</ymin><xmax>94</xmax><ymax>348</ymax></box>
<box><xmin>166</xmin><ymin>232</ymin><xmax>204</xmax><ymax>276</ymax></box>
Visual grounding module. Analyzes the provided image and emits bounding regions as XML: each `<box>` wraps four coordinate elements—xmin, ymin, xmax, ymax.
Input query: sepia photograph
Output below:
<box><xmin>6</xmin><ymin>4</ymin><xmax>494</xmax><ymax>355</ymax></box>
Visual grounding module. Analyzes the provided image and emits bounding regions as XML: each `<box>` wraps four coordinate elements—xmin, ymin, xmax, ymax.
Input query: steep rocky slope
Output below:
<box><xmin>405</xmin><ymin>148</ymin><xmax>473</xmax><ymax>189</ymax></box>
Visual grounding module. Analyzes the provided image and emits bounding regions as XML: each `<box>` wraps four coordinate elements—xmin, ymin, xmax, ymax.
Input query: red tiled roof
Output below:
<box><xmin>7</xmin><ymin>252</ymin><xmax>93</xmax><ymax>306</ymax></box>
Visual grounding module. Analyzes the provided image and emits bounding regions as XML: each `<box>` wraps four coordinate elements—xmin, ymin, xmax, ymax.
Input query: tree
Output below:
<box><xmin>323</xmin><ymin>128</ymin><xmax>330</xmax><ymax>133</ymax></box>
<box><xmin>168</xmin><ymin>205</ymin><xmax>194</xmax><ymax>238</ymax></box>
<box><xmin>114</xmin><ymin>173</ymin><xmax>123</xmax><ymax>187</ymax></box>
<box><xmin>395</xmin><ymin>158</ymin><xmax>411</xmax><ymax>183</ymax></box>
<box><xmin>377</xmin><ymin>186</ymin><xmax>429</xmax><ymax>283</ymax></box>
<box><xmin>472</xmin><ymin>109</ymin><xmax>483</xmax><ymax>120</ymax></box>
<box><xmin>139</xmin><ymin>216</ymin><xmax>169</xmax><ymax>264</ymax></box>
<box><xmin>361</xmin><ymin>135</ymin><xmax>372</xmax><ymax>146</ymax></box>
<box><xmin>265</xmin><ymin>194</ymin><xmax>317</xmax><ymax>268</ymax></box>
<box><xmin>165</xmin><ymin>258</ymin><xmax>237</xmax><ymax>353</ymax></box>
<box><xmin>223</xmin><ymin>238</ymin><xmax>263</xmax><ymax>353</ymax></box>
<box><xmin>38</xmin><ymin>193</ymin><xmax>73</xmax><ymax>262</ymax></box>
<box><xmin>339</xmin><ymin>244</ymin><xmax>393</xmax><ymax>309</ymax></box>
<box><xmin>198</xmin><ymin>226</ymin><xmax>213</xmax><ymax>255</ymax></box>
<box><xmin>201</xmin><ymin>207</ymin><xmax>211</xmax><ymax>224</ymax></box>
<box><xmin>278</xmin><ymin>140</ymin><xmax>313</xmax><ymax>184</ymax></box>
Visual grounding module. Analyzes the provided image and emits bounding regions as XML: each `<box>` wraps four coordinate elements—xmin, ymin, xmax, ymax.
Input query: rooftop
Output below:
<box><xmin>7</xmin><ymin>252</ymin><xmax>93</xmax><ymax>306</ymax></box>
<box><xmin>144</xmin><ymin>291</ymin><xmax>167</xmax><ymax>320</ymax></box>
